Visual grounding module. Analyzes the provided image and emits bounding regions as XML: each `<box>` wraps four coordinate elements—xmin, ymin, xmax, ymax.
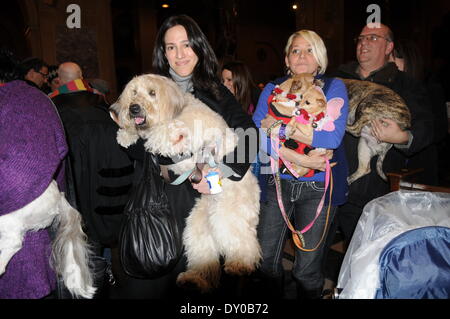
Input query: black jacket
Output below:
<box><xmin>53</xmin><ymin>91</ymin><xmax>134</xmax><ymax>246</ymax></box>
<box><xmin>333</xmin><ymin>62</ymin><xmax>434</xmax><ymax>206</ymax></box>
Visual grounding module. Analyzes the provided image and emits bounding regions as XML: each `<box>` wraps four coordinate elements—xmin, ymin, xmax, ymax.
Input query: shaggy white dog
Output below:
<box><xmin>0</xmin><ymin>180</ymin><xmax>96</xmax><ymax>298</ymax></box>
<box><xmin>110</xmin><ymin>74</ymin><xmax>261</xmax><ymax>292</ymax></box>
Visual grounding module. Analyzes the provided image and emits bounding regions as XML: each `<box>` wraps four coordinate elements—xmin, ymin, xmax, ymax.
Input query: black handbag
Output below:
<box><xmin>119</xmin><ymin>152</ymin><xmax>182</xmax><ymax>279</ymax></box>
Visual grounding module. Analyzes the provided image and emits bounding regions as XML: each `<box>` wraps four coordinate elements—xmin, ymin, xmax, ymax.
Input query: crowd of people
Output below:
<box><xmin>0</xmin><ymin>13</ymin><xmax>446</xmax><ymax>300</ymax></box>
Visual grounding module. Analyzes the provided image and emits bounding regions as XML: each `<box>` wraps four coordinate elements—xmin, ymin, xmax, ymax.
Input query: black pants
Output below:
<box><xmin>335</xmin><ymin>202</ymin><xmax>364</xmax><ymax>242</ymax></box>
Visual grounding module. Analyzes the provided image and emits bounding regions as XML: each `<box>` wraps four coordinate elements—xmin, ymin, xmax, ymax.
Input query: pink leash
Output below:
<box><xmin>270</xmin><ymin>136</ymin><xmax>332</xmax><ymax>250</ymax></box>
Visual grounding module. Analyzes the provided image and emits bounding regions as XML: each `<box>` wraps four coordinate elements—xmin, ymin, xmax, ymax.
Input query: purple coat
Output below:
<box><xmin>0</xmin><ymin>81</ymin><xmax>68</xmax><ymax>298</ymax></box>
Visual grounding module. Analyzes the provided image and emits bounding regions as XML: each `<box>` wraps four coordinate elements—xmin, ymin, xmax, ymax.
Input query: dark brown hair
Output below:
<box><xmin>393</xmin><ymin>38</ymin><xmax>424</xmax><ymax>81</ymax></box>
<box><xmin>152</xmin><ymin>15</ymin><xmax>221</xmax><ymax>99</ymax></box>
<box><xmin>222</xmin><ymin>61</ymin><xmax>257</xmax><ymax>113</ymax></box>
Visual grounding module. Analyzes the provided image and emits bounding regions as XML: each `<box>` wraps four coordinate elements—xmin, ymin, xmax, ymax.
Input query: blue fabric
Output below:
<box><xmin>252</xmin><ymin>75</ymin><xmax>349</xmax><ymax>205</ymax></box>
<box><xmin>375</xmin><ymin>226</ymin><xmax>450</xmax><ymax>299</ymax></box>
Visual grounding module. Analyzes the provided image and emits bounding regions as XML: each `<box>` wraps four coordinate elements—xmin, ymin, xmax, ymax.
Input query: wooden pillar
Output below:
<box><xmin>137</xmin><ymin>0</ymin><xmax>157</xmax><ymax>73</ymax></box>
<box><xmin>20</xmin><ymin>0</ymin><xmax>118</xmax><ymax>99</ymax></box>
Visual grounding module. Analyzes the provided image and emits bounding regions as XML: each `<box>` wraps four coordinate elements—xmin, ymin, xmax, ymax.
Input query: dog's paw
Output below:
<box><xmin>224</xmin><ymin>261</ymin><xmax>256</xmax><ymax>276</ymax></box>
<box><xmin>168</xmin><ymin>120</ymin><xmax>191</xmax><ymax>155</ymax></box>
<box><xmin>347</xmin><ymin>174</ymin><xmax>359</xmax><ymax>185</ymax></box>
<box><xmin>177</xmin><ymin>270</ymin><xmax>214</xmax><ymax>293</ymax></box>
<box><xmin>116</xmin><ymin>128</ymin><xmax>139</xmax><ymax>148</ymax></box>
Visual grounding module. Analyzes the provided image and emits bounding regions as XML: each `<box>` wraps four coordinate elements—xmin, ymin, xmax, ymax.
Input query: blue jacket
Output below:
<box><xmin>252</xmin><ymin>75</ymin><xmax>349</xmax><ymax>205</ymax></box>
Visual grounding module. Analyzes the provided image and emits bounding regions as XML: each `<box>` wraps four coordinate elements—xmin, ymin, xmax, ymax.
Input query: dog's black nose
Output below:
<box><xmin>129</xmin><ymin>104</ymin><xmax>141</xmax><ymax>115</ymax></box>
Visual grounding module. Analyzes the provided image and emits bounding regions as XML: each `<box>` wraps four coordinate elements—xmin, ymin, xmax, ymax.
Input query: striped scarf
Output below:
<box><xmin>48</xmin><ymin>79</ymin><xmax>104</xmax><ymax>98</ymax></box>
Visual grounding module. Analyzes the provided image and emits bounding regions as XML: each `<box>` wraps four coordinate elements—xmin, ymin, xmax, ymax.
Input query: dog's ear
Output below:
<box><xmin>316</xmin><ymin>98</ymin><xmax>326</xmax><ymax>111</ymax></box>
<box><xmin>290</xmin><ymin>78</ymin><xmax>303</xmax><ymax>93</ymax></box>
<box><xmin>109</xmin><ymin>103</ymin><xmax>120</xmax><ymax>125</ymax></box>
<box><xmin>314</xmin><ymin>78</ymin><xmax>325</xmax><ymax>88</ymax></box>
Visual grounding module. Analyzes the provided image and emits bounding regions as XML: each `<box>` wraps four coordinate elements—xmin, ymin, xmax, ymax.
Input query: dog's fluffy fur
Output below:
<box><xmin>0</xmin><ymin>180</ymin><xmax>95</xmax><ymax>298</ymax></box>
<box><xmin>111</xmin><ymin>74</ymin><xmax>261</xmax><ymax>293</ymax></box>
<box><xmin>342</xmin><ymin>79</ymin><xmax>411</xmax><ymax>184</ymax></box>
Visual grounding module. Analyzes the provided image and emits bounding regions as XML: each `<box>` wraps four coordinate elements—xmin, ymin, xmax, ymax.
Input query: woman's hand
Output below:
<box><xmin>261</xmin><ymin>114</ymin><xmax>281</xmax><ymax>136</ymax></box>
<box><xmin>191</xmin><ymin>166</ymin><xmax>222</xmax><ymax>195</ymax></box>
<box><xmin>309</xmin><ymin>148</ymin><xmax>334</xmax><ymax>161</ymax></box>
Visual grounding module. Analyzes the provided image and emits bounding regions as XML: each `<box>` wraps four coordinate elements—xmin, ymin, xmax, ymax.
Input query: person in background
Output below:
<box><xmin>89</xmin><ymin>78</ymin><xmax>111</xmax><ymax>103</ymax></box>
<box><xmin>330</xmin><ymin>23</ymin><xmax>434</xmax><ymax>251</ymax></box>
<box><xmin>221</xmin><ymin>60</ymin><xmax>260</xmax><ymax>115</ymax></box>
<box><xmin>44</xmin><ymin>65</ymin><xmax>60</xmax><ymax>94</ymax></box>
<box><xmin>51</xmin><ymin>62</ymin><xmax>134</xmax><ymax>298</ymax></box>
<box><xmin>46</xmin><ymin>65</ymin><xmax>60</xmax><ymax>92</ymax></box>
<box><xmin>20</xmin><ymin>57</ymin><xmax>49</xmax><ymax>91</ymax></box>
<box><xmin>252</xmin><ymin>29</ymin><xmax>349</xmax><ymax>299</ymax></box>
<box><xmin>0</xmin><ymin>49</ymin><xmax>67</xmax><ymax>299</ymax></box>
<box><xmin>390</xmin><ymin>38</ymin><xmax>448</xmax><ymax>186</ymax></box>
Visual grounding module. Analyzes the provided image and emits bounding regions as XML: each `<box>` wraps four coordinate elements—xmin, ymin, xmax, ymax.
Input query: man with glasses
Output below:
<box><xmin>329</xmin><ymin>23</ymin><xmax>434</xmax><ymax>251</ymax></box>
<box><xmin>20</xmin><ymin>57</ymin><xmax>49</xmax><ymax>91</ymax></box>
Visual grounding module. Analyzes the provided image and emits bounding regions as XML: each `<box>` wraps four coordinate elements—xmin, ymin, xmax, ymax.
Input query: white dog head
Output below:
<box><xmin>110</xmin><ymin>74</ymin><xmax>185</xmax><ymax>147</ymax></box>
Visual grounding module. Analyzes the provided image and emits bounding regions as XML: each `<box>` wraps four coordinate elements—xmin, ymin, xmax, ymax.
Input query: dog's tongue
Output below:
<box><xmin>135</xmin><ymin>117</ymin><xmax>145</xmax><ymax>125</ymax></box>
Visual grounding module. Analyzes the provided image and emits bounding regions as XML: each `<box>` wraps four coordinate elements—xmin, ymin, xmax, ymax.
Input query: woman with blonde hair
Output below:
<box><xmin>252</xmin><ymin>29</ymin><xmax>349</xmax><ymax>299</ymax></box>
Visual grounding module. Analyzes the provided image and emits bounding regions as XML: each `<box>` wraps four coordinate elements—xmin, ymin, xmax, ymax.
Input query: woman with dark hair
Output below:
<box><xmin>152</xmin><ymin>14</ymin><xmax>257</xmax><ymax>195</ymax></box>
<box><xmin>221</xmin><ymin>61</ymin><xmax>259</xmax><ymax>115</ymax></box>
<box><xmin>389</xmin><ymin>38</ymin><xmax>424</xmax><ymax>81</ymax></box>
<box><xmin>113</xmin><ymin>14</ymin><xmax>258</xmax><ymax>299</ymax></box>
<box><xmin>153</xmin><ymin>15</ymin><xmax>221</xmax><ymax>99</ymax></box>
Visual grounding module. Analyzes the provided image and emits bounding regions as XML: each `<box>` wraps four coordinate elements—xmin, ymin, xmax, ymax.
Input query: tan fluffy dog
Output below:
<box><xmin>110</xmin><ymin>74</ymin><xmax>261</xmax><ymax>293</ymax></box>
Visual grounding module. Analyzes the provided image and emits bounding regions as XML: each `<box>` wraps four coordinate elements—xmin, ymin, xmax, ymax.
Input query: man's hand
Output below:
<box><xmin>371</xmin><ymin>118</ymin><xmax>409</xmax><ymax>144</ymax></box>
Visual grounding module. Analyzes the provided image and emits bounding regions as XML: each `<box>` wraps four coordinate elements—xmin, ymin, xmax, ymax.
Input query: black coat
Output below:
<box><xmin>333</xmin><ymin>62</ymin><xmax>434</xmax><ymax>207</ymax></box>
<box><xmin>53</xmin><ymin>91</ymin><xmax>134</xmax><ymax>246</ymax></box>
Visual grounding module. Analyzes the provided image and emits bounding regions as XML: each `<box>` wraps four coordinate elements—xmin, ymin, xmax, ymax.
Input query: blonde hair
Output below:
<box><xmin>284</xmin><ymin>30</ymin><xmax>328</xmax><ymax>75</ymax></box>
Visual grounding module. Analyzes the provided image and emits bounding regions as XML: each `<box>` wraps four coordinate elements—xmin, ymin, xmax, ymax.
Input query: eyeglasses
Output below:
<box><xmin>354</xmin><ymin>34</ymin><xmax>391</xmax><ymax>44</ymax></box>
<box><xmin>37</xmin><ymin>71</ymin><xmax>49</xmax><ymax>78</ymax></box>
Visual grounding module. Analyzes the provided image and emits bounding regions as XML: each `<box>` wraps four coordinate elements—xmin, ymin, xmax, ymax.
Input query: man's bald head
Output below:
<box><xmin>362</xmin><ymin>23</ymin><xmax>394</xmax><ymax>42</ymax></box>
<box><xmin>356</xmin><ymin>23</ymin><xmax>395</xmax><ymax>77</ymax></box>
<box><xmin>58</xmin><ymin>62</ymin><xmax>83</xmax><ymax>85</ymax></box>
